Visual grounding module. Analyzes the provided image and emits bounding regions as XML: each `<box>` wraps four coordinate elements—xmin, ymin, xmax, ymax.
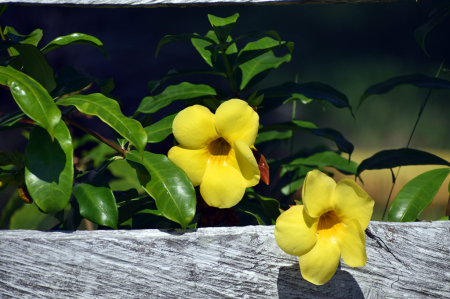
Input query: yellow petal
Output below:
<box><xmin>298</xmin><ymin>232</ymin><xmax>341</xmax><ymax>285</ymax></box>
<box><xmin>172</xmin><ymin>105</ymin><xmax>218</xmax><ymax>149</ymax></box>
<box><xmin>200</xmin><ymin>153</ymin><xmax>246</xmax><ymax>208</ymax></box>
<box><xmin>215</xmin><ymin>99</ymin><xmax>259</xmax><ymax>147</ymax></box>
<box><xmin>168</xmin><ymin>146</ymin><xmax>208</xmax><ymax>186</ymax></box>
<box><xmin>336</xmin><ymin>219</ymin><xmax>367</xmax><ymax>267</ymax></box>
<box><xmin>274</xmin><ymin>205</ymin><xmax>318</xmax><ymax>256</ymax></box>
<box><xmin>302</xmin><ymin>170</ymin><xmax>336</xmax><ymax>218</ymax></box>
<box><xmin>334</xmin><ymin>179</ymin><xmax>374</xmax><ymax>230</ymax></box>
<box><xmin>234</xmin><ymin>140</ymin><xmax>260</xmax><ymax>187</ymax></box>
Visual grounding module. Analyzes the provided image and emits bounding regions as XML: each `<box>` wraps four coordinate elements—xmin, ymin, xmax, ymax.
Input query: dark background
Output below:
<box><xmin>1</xmin><ymin>0</ymin><xmax>450</xmax><ymax>223</ymax></box>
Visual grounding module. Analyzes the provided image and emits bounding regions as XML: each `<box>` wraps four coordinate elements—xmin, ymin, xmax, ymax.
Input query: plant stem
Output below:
<box><xmin>0</xmin><ymin>25</ymin><xmax>14</xmax><ymax>57</ymax></box>
<box><xmin>221</xmin><ymin>51</ymin><xmax>238</xmax><ymax>98</ymax></box>
<box><xmin>381</xmin><ymin>61</ymin><xmax>445</xmax><ymax>221</ymax></box>
<box><xmin>62</xmin><ymin>115</ymin><xmax>128</xmax><ymax>158</ymax></box>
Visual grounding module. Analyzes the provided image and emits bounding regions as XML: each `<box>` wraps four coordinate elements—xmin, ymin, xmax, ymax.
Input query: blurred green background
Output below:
<box><xmin>1</xmin><ymin>0</ymin><xmax>449</xmax><ymax>229</ymax></box>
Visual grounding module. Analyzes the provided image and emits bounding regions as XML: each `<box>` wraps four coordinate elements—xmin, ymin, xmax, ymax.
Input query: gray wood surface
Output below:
<box><xmin>1</xmin><ymin>221</ymin><xmax>449</xmax><ymax>298</ymax></box>
<box><xmin>0</xmin><ymin>0</ymin><xmax>404</xmax><ymax>8</ymax></box>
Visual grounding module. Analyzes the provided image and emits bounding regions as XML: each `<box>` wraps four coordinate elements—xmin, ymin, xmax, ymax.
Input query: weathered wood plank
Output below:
<box><xmin>0</xmin><ymin>221</ymin><xmax>449</xmax><ymax>298</ymax></box>
<box><xmin>0</xmin><ymin>0</ymin><xmax>405</xmax><ymax>8</ymax></box>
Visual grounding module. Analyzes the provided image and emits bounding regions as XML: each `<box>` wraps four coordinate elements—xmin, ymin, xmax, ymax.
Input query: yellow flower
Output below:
<box><xmin>168</xmin><ymin>99</ymin><xmax>260</xmax><ymax>208</ymax></box>
<box><xmin>274</xmin><ymin>170</ymin><xmax>374</xmax><ymax>285</ymax></box>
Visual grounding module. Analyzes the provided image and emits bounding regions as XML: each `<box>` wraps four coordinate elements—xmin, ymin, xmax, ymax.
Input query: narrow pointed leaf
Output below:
<box><xmin>358</xmin><ymin>74</ymin><xmax>450</xmax><ymax>109</ymax></box>
<box><xmin>414</xmin><ymin>3</ymin><xmax>450</xmax><ymax>56</ymax></box>
<box><xmin>155</xmin><ymin>33</ymin><xmax>216</xmax><ymax>58</ymax></box>
<box><xmin>235</xmin><ymin>197</ymin><xmax>271</xmax><ymax>225</ymax></box>
<box><xmin>57</xmin><ymin>94</ymin><xmax>147</xmax><ymax>156</ymax></box>
<box><xmin>126</xmin><ymin>150</ymin><xmax>196</xmax><ymax>230</ymax></box>
<box><xmin>25</xmin><ymin>121</ymin><xmax>74</xmax><ymax>214</ymax></box>
<box><xmin>286</xmin><ymin>151</ymin><xmax>358</xmax><ymax>174</ymax></box>
<box><xmin>40</xmin><ymin>33</ymin><xmax>109</xmax><ymax>58</ymax></box>
<box><xmin>229</xmin><ymin>30</ymin><xmax>281</xmax><ymax>47</ymax></box>
<box><xmin>145</xmin><ymin>113</ymin><xmax>177</xmax><ymax>143</ymax></box>
<box><xmin>11</xmin><ymin>44</ymin><xmax>56</xmax><ymax>92</ymax></box>
<box><xmin>389</xmin><ymin>168</ymin><xmax>450</xmax><ymax>222</ymax></box>
<box><xmin>259</xmin><ymin>120</ymin><xmax>354</xmax><ymax>156</ymax></box>
<box><xmin>191</xmin><ymin>30</ymin><xmax>238</xmax><ymax>68</ymax></box>
<box><xmin>207</xmin><ymin>13</ymin><xmax>239</xmax><ymax>27</ymax></box>
<box><xmin>136</xmin><ymin>82</ymin><xmax>227</xmax><ymax>115</ymax></box>
<box><xmin>0</xmin><ymin>66</ymin><xmax>61</xmax><ymax>139</ymax></box>
<box><xmin>357</xmin><ymin>148</ymin><xmax>450</xmax><ymax>177</ymax></box>
<box><xmin>73</xmin><ymin>170</ymin><xmax>118</xmax><ymax>229</ymax></box>
<box><xmin>234</xmin><ymin>38</ymin><xmax>293</xmax><ymax>68</ymax></box>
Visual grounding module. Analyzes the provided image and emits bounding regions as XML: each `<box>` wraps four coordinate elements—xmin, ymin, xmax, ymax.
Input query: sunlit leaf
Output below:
<box><xmin>207</xmin><ymin>13</ymin><xmax>239</xmax><ymax>27</ymax></box>
<box><xmin>145</xmin><ymin>113</ymin><xmax>177</xmax><ymax>143</ymax></box>
<box><xmin>41</xmin><ymin>33</ymin><xmax>109</xmax><ymax>58</ymax></box>
<box><xmin>126</xmin><ymin>150</ymin><xmax>196</xmax><ymax>230</ymax></box>
<box><xmin>57</xmin><ymin>94</ymin><xmax>147</xmax><ymax>157</ymax></box>
<box><xmin>358</xmin><ymin>74</ymin><xmax>450</xmax><ymax>109</ymax></box>
<box><xmin>25</xmin><ymin>121</ymin><xmax>73</xmax><ymax>214</ymax></box>
<box><xmin>389</xmin><ymin>168</ymin><xmax>450</xmax><ymax>222</ymax></box>
<box><xmin>357</xmin><ymin>148</ymin><xmax>450</xmax><ymax>177</ymax></box>
<box><xmin>5</xmin><ymin>27</ymin><xmax>43</xmax><ymax>47</ymax></box>
<box><xmin>0</xmin><ymin>66</ymin><xmax>61</xmax><ymax>139</ymax></box>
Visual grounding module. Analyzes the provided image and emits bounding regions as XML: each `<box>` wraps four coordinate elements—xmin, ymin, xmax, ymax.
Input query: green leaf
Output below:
<box><xmin>0</xmin><ymin>5</ymin><xmax>8</xmax><ymax>19</ymax></box>
<box><xmin>9</xmin><ymin>200</ymin><xmax>49</xmax><ymax>230</ymax></box>
<box><xmin>145</xmin><ymin>113</ymin><xmax>177</xmax><ymax>143</ymax></box>
<box><xmin>136</xmin><ymin>82</ymin><xmax>227</xmax><ymax>115</ymax></box>
<box><xmin>191</xmin><ymin>30</ymin><xmax>238</xmax><ymax>68</ymax></box>
<box><xmin>25</xmin><ymin>121</ymin><xmax>74</xmax><ymax>214</ymax></box>
<box><xmin>0</xmin><ymin>66</ymin><xmax>61</xmax><ymax>139</ymax></box>
<box><xmin>438</xmin><ymin>216</ymin><xmax>450</xmax><ymax>221</ymax></box>
<box><xmin>259</xmin><ymin>120</ymin><xmax>354</xmax><ymax>156</ymax></box>
<box><xmin>57</xmin><ymin>94</ymin><xmax>147</xmax><ymax>157</ymax></box>
<box><xmin>235</xmin><ymin>198</ymin><xmax>270</xmax><ymax>225</ymax></box>
<box><xmin>254</xmin><ymin>130</ymin><xmax>292</xmax><ymax>145</ymax></box>
<box><xmin>388</xmin><ymin>168</ymin><xmax>450</xmax><ymax>222</ymax></box>
<box><xmin>0</xmin><ymin>110</ymin><xmax>25</xmax><ymax>129</ymax></box>
<box><xmin>207</xmin><ymin>13</ymin><xmax>239</xmax><ymax>27</ymax></box>
<box><xmin>126</xmin><ymin>150</ymin><xmax>196</xmax><ymax>230</ymax></box>
<box><xmin>148</xmin><ymin>69</ymin><xmax>226</xmax><ymax>94</ymax></box>
<box><xmin>229</xmin><ymin>30</ymin><xmax>282</xmax><ymax>48</ymax></box>
<box><xmin>108</xmin><ymin>159</ymin><xmax>141</xmax><ymax>191</ymax></box>
<box><xmin>246</xmin><ymin>192</ymin><xmax>280</xmax><ymax>222</ymax></box>
<box><xmin>358</xmin><ymin>74</ymin><xmax>450</xmax><ymax>110</ymax></box>
<box><xmin>51</xmin><ymin>66</ymin><xmax>116</xmax><ymax>99</ymax></box>
<box><xmin>259</xmin><ymin>82</ymin><xmax>352</xmax><ymax>115</ymax></box>
<box><xmin>73</xmin><ymin>170</ymin><xmax>118</xmax><ymax>229</ymax></box>
<box><xmin>357</xmin><ymin>148</ymin><xmax>450</xmax><ymax>177</ymax></box>
<box><xmin>155</xmin><ymin>33</ymin><xmax>216</xmax><ymax>58</ymax></box>
<box><xmin>40</xmin><ymin>33</ymin><xmax>109</xmax><ymax>59</ymax></box>
<box><xmin>0</xmin><ymin>56</ymin><xmax>18</xmax><ymax>67</ymax></box>
<box><xmin>286</xmin><ymin>151</ymin><xmax>358</xmax><ymax>175</ymax></box>
<box><xmin>11</xmin><ymin>44</ymin><xmax>57</xmax><ymax>92</ymax></box>
<box><xmin>414</xmin><ymin>2</ymin><xmax>450</xmax><ymax>56</ymax></box>
<box><xmin>5</xmin><ymin>27</ymin><xmax>43</xmax><ymax>47</ymax></box>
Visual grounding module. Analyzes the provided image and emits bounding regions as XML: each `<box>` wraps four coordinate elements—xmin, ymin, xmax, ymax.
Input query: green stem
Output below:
<box><xmin>381</xmin><ymin>60</ymin><xmax>445</xmax><ymax>221</ymax></box>
<box><xmin>221</xmin><ymin>51</ymin><xmax>238</xmax><ymax>98</ymax></box>
<box><xmin>0</xmin><ymin>25</ymin><xmax>14</xmax><ymax>57</ymax></box>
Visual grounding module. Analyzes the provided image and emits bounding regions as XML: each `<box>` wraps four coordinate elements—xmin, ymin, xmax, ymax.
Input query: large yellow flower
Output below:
<box><xmin>168</xmin><ymin>99</ymin><xmax>260</xmax><ymax>208</ymax></box>
<box><xmin>274</xmin><ymin>170</ymin><xmax>374</xmax><ymax>285</ymax></box>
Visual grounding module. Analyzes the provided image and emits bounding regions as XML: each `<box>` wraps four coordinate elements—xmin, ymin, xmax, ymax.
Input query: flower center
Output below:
<box><xmin>207</xmin><ymin>137</ymin><xmax>231</xmax><ymax>156</ymax></box>
<box><xmin>317</xmin><ymin>210</ymin><xmax>341</xmax><ymax>241</ymax></box>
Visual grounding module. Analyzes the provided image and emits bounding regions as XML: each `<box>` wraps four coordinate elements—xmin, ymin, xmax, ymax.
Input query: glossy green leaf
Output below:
<box><xmin>136</xmin><ymin>82</ymin><xmax>227</xmax><ymax>115</ymax></box>
<box><xmin>51</xmin><ymin>66</ymin><xmax>115</xmax><ymax>99</ymax></box>
<box><xmin>5</xmin><ymin>27</ymin><xmax>43</xmax><ymax>47</ymax></box>
<box><xmin>208</xmin><ymin>13</ymin><xmax>239</xmax><ymax>27</ymax></box>
<box><xmin>254</xmin><ymin>130</ymin><xmax>292</xmax><ymax>145</ymax></box>
<box><xmin>57</xmin><ymin>94</ymin><xmax>147</xmax><ymax>157</ymax></box>
<box><xmin>259</xmin><ymin>120</ymin><xmax>354</xmax><ymax>156</ymax></box>
<box><xmin>358</xmin><ymin>74</ymin><xmax>450</xmax><ymax>109</ymax></box>
<box><xmin>259</xmin><ymin>82</ymin><xmax>352</xmax><ymax>115</ymax></box>
<box><xmin>0</xmin><ymin>66</ymin><xmax>61</xmax><ymax>139</ymax></box>
<box><xmin>73</xmin><ymin>170</ymin><xmax>118</xmax><ymax>229</ymax></box>
<box><xmin>145</xmin><ymin>113</ymin><xmax>177</xmax><ymax>143</ymax></box>
<box><xmin>155</xmin><ymin>33</ymin><xmax>216</xmax><ymax>58</ymax></box>
<box><xmin>286</xmin><ymin>151</ymin><xmax>358</xmax><ymax>174</ymax></box>
<box><xmin>414</xmin><ymin>2</ymin><xmax>450</xmax><ymax>56</ymax></box>
<box><xmin>233</xmin><ymin>38</ymin><xmax>292</xmax><ymax>68</ymax></box>
<box><xmin>11</xmin><ymin>44</ymin><xmax>56</xmax><ymax>92</ymax></box>
<box><xmin>388</xmin><ymin>168</ymin><xmax>450</xmax><ymax>222</ymax></box>
<box><xmin>126</xmin><ymin>150</ymin><xmax>196</xmax><ymax>230</ymax></box>
<box><xmin>357</xmin><ymin>148</ymin><xmax>450</xmax><ymax>177</ymax></box>
<box><xmin>108</xmin><ymin>159</ymin><xmax>142</xmax><ymax>191</ymax></box>
<box><xmin>191</xmin><ymin>30</ymin><xmax>238</xmax><ymax>67</ymax></box>
<box><xmin>40</xmin><ymin>33</ymin><xmax>109</xmax><ymax>58</ymax></box>
<box><xmin>229</xmin><ymin>30</ymin><xmax>281</xmax><ymax>48</ymax></box>
<box><xmin>25</xmin><ymin>121</ymin><xmax>74</xmax><ymax>214</ymax></box>
<box><xmin>246</xmin><ymin>192</ymin><xmax>280</xmax><ymax>222</ymax></box>
<box><xmin>148</xmin><ymin>69</ymin><xmax>226</xmax><ymax>94</ymax></box>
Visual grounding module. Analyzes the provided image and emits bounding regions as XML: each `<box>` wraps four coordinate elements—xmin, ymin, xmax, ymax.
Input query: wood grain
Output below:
<box><xmin>0</xmin><ymin>0</ymin><xmax>404</xmax><ymax>8</ymax></box>
<box><xmin>0</xmin><ymin>221</ymin><xmax>449</xmax><ymax>298</ymax></box>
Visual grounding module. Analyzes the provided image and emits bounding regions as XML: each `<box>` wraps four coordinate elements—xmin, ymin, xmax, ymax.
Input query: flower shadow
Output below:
<box><xmin>277</xmin><ymin>262</ymin><xmax>364</xmax><ymax>299</ymax></box>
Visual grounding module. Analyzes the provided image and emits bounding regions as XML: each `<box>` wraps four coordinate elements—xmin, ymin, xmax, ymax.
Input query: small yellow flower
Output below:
<box><xmin>168</xmin><ymin>99</ymin><xmax>260</xmax><ymax>208</ymax></box>
<box><xmin>274</xmin><ymin>170</ymin><xmax>374</xmax><ymax>285</ymax></box>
